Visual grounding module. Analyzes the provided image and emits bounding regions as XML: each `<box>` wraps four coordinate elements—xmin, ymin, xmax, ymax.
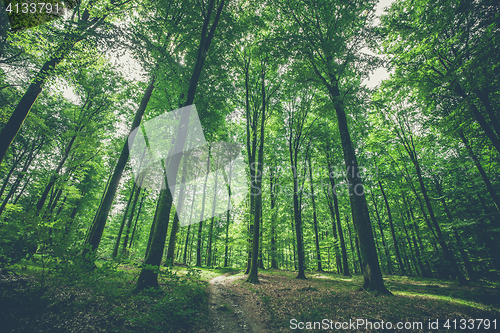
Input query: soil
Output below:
<box><xmin>199</xmin><ymin>272</ymin><xmax>271</xmax><ymax>333</ymax></box>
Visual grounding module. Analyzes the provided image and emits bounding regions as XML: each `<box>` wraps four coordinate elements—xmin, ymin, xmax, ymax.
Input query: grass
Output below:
<box><xmin>2</xmin><ymin>262</ymin><xmax>499</xmax><ymax>332</ymax></box>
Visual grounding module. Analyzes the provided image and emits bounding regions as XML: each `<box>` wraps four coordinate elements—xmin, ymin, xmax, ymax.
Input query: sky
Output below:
<box><xmin>64</xmin><ymin>0</ymin><xmax>397</xmax><ymax>99</ymax></box>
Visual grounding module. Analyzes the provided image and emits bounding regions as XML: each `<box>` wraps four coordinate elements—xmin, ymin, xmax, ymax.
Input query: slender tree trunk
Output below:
<box><xmin>12</xmin><ymin>175</ymin><xmax>31</xmax><ymax>205</ymax></box>
<box><xmin>223</xmin><ymin>161</ymin><xmax>233</xmax><ymax>268</ymax></box>
<box><xmin>270</xmin><ymin>169</ymin><xmax>278</xmax><ymax>269</ymax></box>
<box><xmin>402</xmin><ymin>193</ymin><xmax>426</xmax><ymax>276</ymax></box>
<box><xmin>0</xmin><ymin>143</ymin><xmax>39</xmax><ymax>216</ymax></box>
<box><xmin>371</xmin><ymin>191</ymin><xmax>392</xmax><ymax>275</ymax></box>
<box><xmin>379</xmin><ymin>180</ymin><xmax>405</xmax><ymax>275</ymax></box>
<box><xmin>85</xmin><ymin>76</ymin><xmax>156</xmax><ymax>258</ymax></box>
<box><xmin>408</xmin><ymin>137</ymin><xmax>467</xmax><ymax>284</ymax></box>
<box><xmin>326</xmin><ymin>164</ymin><xmax>350</xmax><ymax>276</ymax></box>
<box><xmin>224</xmin><ymin>211</ymin><xmax>230</xmax><ymax>267</ymax></box>
<box><xmin>290</xmin><ymin>210</ymin><xmax>297</xmax><ymax>271</ymax></box>
<box><xmin>258</xmin><ymin>213</ymin><xmax>264</xmax><ymax>269</ymax></box>
<box><xmin>459</xmin><ymin>130</ymin><xmax>500</xmax><ymax>214</ymax></box>
<box><xmin>0</xmin><ymin>51</ymin><xmax>73</xmax><ymax>165</ymax></box>
<box><xmin>206</xmin><ymin>164</ymin><xmax>220</xmax><ymax>267</ymax></box>
<box><xmin>129</xmin><ymin>190</ymin><xmax>146</xmax><ymax>250</ymax></box>
<box><xmin>292</xmin><ymin>175</ymin><xmax>306</xmax><ymax>279</ymax></box>
<box><xmin>196</xmin><ymin>146</ymin><xmax>212</xmax><ymax>267</ymax></box>
<box><xmin>166</xmin><ymin>155</ymin><xmax>191</xmax><ymax>266</ymax></box>
<box><xmin>122</xmin><ymin>184</ymin><xmax>143</xmax><ymax>256</ymax></box>
<box><xmin>454</xmin><ymin>84</ymin><xmax>500</xmax><ymax>155</ymax></box>
<box><xmin>183</xmin><ymin>224</ymin><xmax>191</xmax><ymax>265</ymax></box>
<box><xmin>246</xmin><ymin>64</ymin><xmax>266</xmax><ymax>283</ymax></box>
<box><xmin>112</xmin><ymin>180</ymin><xmax>135</xmax><ymax>259</ymax></box>
<box><xmin>346</xmin><ymin>216</ymin><xmax>357</xmax><ymax>274</ymax></box>
<box><xmin>399</xmin><ymin>204</ymin><xmax>418</xmax><ymax>276</ymax></box>
<box><xmin>37</xmin><ymin>134</ymin><xmax>78</xmax><ymax>211</ymax></box>
<box><xmin>307</xmin><ymin>155</ymin><xmax>322</xmax><ymax>271</ymax></box>
<box><xmin>0</xmin><ymin>146</ymin><xmax>28</xmax><ymax>198</ymax></box>
<box><xmin>183</xmin><ymin>184</ymin><xmax>198</xmax><ymax>265</ymax></box>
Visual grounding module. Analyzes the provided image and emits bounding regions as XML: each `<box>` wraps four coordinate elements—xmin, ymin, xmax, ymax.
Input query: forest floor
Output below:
<box><xmin>196</xmin><ymin>272</ymin><xmax>271</xmax><ymax>333</ymax></box>
<box><xmin>194</xmin><ymin>269</ymin><xmax>500</xmax><ymax>333</ymax></box>
<box><xmin>1</xmin><ymin>263</ymin><xmax>499</xmax><ymax>332</ymax></box>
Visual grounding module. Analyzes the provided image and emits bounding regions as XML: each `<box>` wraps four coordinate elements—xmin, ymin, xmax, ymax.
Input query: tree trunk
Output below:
<box><xmin>196</xmin><ymin>146</ymin><xmax>212</xmax><ymax>267</ymax></box>
<box><xmin>0</xmin><ymin>141</ymin><xmax>39</xmax><ymax>216</ymax></box>
<box><xmin>290</xmin><ymin>211</ymin><xmax>297</xmax><ymax>271</ymax></box>
<box><xmin>408</xmin><ymin>136</ymin><xmax>467</xmax><ymax>284</ymax></box>
<box><xmin>36</xmin><ymin>134</ymin><xmax>78</xmax><ymax>211</ymax></box>
<box><xmin>112</xmin><ymin>180</ymin><xmax>135</xmax><ymax>259</ymax></box>
<box><xmin>206</xmin><ymin>164</ymin><xmax>220</xmax><ymax>267</ymax></box>
<box><xmin>183</xmin><ymin>224</ymin><xmax>191</xmax><ymax>265</ymax></box>
<box><xmin>134</xmin><ymin>184</ymin><xmax>174</xmax><ymax>291</ymax></box>
<box><xmin>246</xmin><ymin>64</ymin><xmax>266</xmax><ymax>283</ymax></box>
<box><xmin>326</xmin><ymin>164</ymin><xmax>350</xmax><ymax>276</ymax></box>
<box><xmin>122</xmin><ymin>183</ymin><xmax>143</xmax><ymax>256</ymax></box>
<box><xmin>183</xmin><ymin>184</ymin><xmax>197</xmax><ymax>264</ymax></box>
<box><xmin>224</xmin><ymin>211</ymin><xmax>230</xmax><ymax>267</ymax></box>
<box><xmin>371</xmin><ymin>191</ymin><xmax>392</xmax><ymax>275</ymax></box>
<box><xmin>0</xmin><ymin>51</ymin><xmax>71</xmax><ymax>165</ymax></box>
<box><xmin>128</xmin><ymin>190</ymin><xmax>146</xmax><ymax>250</ymax></box>
<box><xmin>355</xmin><ymin>236</ymin><xmax>363</xmax><ymax>274</ymax></box>
<box><xmin>454</xmin><ymin>84</ymin><xmax>500</xmax><ymax>155</ymax></box>
<box><xmin>328</xmin><ymin>84</ymin><xmax>389</xmax><ymax>293</ymax></box>
<box><xmin>270</xmin><ymin>169</ymin><xmax>278</xmax><ymax>269</ymax></box>
<box><xmin>379</xmin><ymin>180</ymin><xmax>405</xmax><ymax>275</ymax></box>
<box><xmin>459</xmin><ymin>130</ymin><xmax>500</xmax><ymax>214</ymax></box>
<box><xmin>85</xmin><ymin>76</ymin><xmax>156</xmax><ymax>258</ymax></box>
<box><xmin>307</xmin><ymin>155</ymin><xmax>322</xmax><ymax>271</ymax></box>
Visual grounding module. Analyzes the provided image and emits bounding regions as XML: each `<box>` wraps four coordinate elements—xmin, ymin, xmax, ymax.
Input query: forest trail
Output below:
<box><xmin>204</xmin><ymin>273</ymin><xmax>271</xmax><ymax>333</ymax></box>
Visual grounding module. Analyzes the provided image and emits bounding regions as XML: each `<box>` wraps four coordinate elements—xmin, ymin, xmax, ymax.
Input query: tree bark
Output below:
<box><xmin>327</xmin><ymin>84</ymin><xmax>389</xmax><ymax>293</ymax></box>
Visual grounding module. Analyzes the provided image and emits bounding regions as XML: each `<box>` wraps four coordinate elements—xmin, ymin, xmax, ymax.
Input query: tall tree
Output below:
<box><xmin>135</xmin><ymin>0</ymin><xmax>226</xmax><ymax>292</ymax></box>
<box><xmin>279</xmin><ymin>0</ymin><xmax>389</xmax><ymax>292</ymax></box>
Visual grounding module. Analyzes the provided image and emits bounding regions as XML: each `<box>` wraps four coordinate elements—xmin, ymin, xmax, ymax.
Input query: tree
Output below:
<box><xmin>278</xmin><ymin>0</ymin><xmax>389</xmax><ymax>293</ymax></box>
<box><xmin>0</xmin><ymin>0</ymin><xmax>131</xmax><ymax>165</ymax></box>
<box><xmin>134</xmin><ymin>0</ymin><xmax>226</xmax><ymax>292</ymax></box>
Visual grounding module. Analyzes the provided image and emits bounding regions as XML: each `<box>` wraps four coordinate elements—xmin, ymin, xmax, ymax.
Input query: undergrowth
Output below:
<box><xmin>0</xmin><ymin>259</ymin><xmax>209</xmax><ymax>333</ymax></box>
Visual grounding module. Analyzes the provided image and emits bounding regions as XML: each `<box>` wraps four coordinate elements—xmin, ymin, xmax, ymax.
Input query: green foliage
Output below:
<box><xmin>0</xmin><ymin>211</ymin><xmax>37</xmax><ymax>268</ymax></box>
<box><xmin>126</xmin><ymin>279</ymin><xmax>208</xmax><ymax>332</ymax></box>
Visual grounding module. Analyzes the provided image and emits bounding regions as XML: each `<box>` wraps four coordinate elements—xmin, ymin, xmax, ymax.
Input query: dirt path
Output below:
<box><xmin>204</xmin><ymin>273</ymin><xmax>271</xmax><ymax>333</ymax></box>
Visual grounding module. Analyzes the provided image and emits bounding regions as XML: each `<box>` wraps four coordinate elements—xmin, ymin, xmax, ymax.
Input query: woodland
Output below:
<box><xmin>0</xmin><ymin>0</ymin><xmax>499</xmax><ymax>332</ymax></box>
